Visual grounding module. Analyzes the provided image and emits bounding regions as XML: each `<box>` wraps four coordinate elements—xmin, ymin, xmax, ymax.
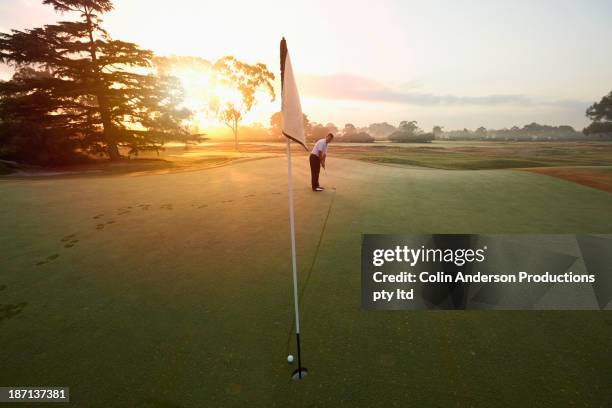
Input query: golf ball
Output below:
<box><xmin>287</xmin><ymin>355</ymin><xmax>294</xmax><ymax>363</ymax></box>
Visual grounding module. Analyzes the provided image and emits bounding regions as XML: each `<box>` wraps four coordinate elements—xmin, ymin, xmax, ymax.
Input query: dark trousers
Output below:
<box><xmin>309</xmin><ymin>154</ymin><xmax>320</xmax><ymax>190</ymax></box>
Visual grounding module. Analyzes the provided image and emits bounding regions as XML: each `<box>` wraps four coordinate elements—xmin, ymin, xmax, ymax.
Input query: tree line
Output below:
<box><xmin>260</xmin><ymin>114</ymin><xmax>612</xmax><ymax>143</ymax></box>
<box><xmin>261</xmin><ymin>92</ymin><xmax>612</xmax><ymax>143</ymax></box>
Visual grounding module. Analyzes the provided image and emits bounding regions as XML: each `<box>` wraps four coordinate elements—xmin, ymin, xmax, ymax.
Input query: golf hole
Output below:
<box><xmin>291</xmin><ymin>368</ymin><xmax>308</xmax><ymax>380</ymax></box>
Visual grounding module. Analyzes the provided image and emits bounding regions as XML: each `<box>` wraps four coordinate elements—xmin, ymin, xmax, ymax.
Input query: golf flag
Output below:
<box><xmin>280</xmin><ymin>37</ymin><xmax>308</xmax><ymax>380</ymax></box>
<box><xmin>280</xmin><ymin>38</ymin><xmax>307</xmax><ymax>150</ymax></box>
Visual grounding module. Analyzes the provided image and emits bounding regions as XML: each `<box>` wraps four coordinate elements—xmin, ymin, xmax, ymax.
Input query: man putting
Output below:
<box><xmin>309</xmin><ymin>133</ymin><xmax>334</xmax><ymax>192</ymax></box>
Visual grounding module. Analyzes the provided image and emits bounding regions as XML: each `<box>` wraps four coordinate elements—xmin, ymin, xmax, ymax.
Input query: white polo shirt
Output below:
<box><xmin>311</xmin><ymin>138</ymin><xmax>328</xmax><ymax>156</ymax></box>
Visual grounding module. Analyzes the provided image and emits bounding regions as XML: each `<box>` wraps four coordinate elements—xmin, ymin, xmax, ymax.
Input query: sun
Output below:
<box><xmin>170</xmin><ymin>67</ymin><xmax>212</xmax><ymax>113</ymax></box>
<box><xmin>167</xmin><ymin>65</ymin><xmax>248</xmax><ymax>130</ymax></box>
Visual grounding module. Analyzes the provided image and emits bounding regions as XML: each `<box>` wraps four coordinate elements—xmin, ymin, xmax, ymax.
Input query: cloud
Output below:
<box><xmin>298</xmin><ymin>72</ymin><xmax>588</xmax><ymax>109</ymax></box>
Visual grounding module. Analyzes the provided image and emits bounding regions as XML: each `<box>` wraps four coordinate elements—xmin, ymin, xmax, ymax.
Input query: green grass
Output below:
<box><xmin>359</xmin><ymin>154</ymin><xmax>555</xmax><ymax>169</ymax></box>
<box><xmin>1</xmin><ymin>157</ymin><xmax>611</xmax><ymax>407</ymax></box>
<box><xmin>326</xmin><ymin>140</ymin><xmax>612</xmax><ymax>170</ymax></box>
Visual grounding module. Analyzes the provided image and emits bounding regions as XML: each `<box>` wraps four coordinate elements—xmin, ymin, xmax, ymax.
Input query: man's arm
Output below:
<box><xmin>319</xmin><ymin>152</ymin><xmax>326</xmax><ymax>169</ymax></box>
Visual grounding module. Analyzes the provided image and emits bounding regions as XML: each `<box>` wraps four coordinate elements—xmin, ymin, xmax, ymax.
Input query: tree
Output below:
<box><xmin>238</xmin><ymin>123</ymin><xmax>272</xmax><ymax>141</ymax></box>
<box><xmin>389</xmin><ymin>120</ymin><xmax>432</xmax><ymax>143</ymax></box>
<box><xmin>342</xmin><ymin>123</ymin><xmax>356</xmax><ymax>137</ymax></box>
<box><xmin>398</xmin><ymin>120</ymin><xmax>421</xmax><ymax>135</ymax></box>
<box><xmin>309</xmin><ymin>122</ymin><xmax>338</xmax><ymax>142</ymax></box>
<box><xmin>303</xmin><ymin>114</ymin><xmax>312</xmax><ymax>140</ymax></box>
<box><xmin>584</xmin><ymin>91</ymin><xmax>612</xmax><ymax>135</ymax></box>
<box><xmin>325</xmin><ymin>123</ymin><xmax>339</xmax><ymax>135</ymax></box>
<box><xmin>523</xmin><ymin>122</ymin><xmax>548</xmax><ymax>132</ymax></box>
<box><xmin>0</xmin><ymin>0</ymin><xmax>192</xmax><ymax>164</ymax></box>
<box><xmin>153</xmin><ymin>55</ymin><xmax>212</xmax><ymax>147</ymax></box>
<box><xmin>432</xmin><ymin>125</ymin><xmax>444</xmax><ymax>139</ymax></box>
<box><xmin>340</xmin><ymin>131</ymin><xmax>374</xmax><ymax>143</ymax></box>
<box><xmin>368</xmin><ymin>122</ymin><xmax>396</xmax><ymax>140</ymax></box>
<box><xmin>269</xmin><ymin>111</ymin><xmax>311</xmax><ymax>140</ymax></box>
<box><xmin>389</xmin><ymin>131</ymin><xmax>434</xmax><ymax>143</ymax></box>
<box><xmin>212</xmin><ymin>56</ymin><xmax>275</xmax><ymax>150</ymax></box>
<box><xmin>475</xmin><ymin>126</ymin><xmax>488</xmax><ymax>137</ymax></box>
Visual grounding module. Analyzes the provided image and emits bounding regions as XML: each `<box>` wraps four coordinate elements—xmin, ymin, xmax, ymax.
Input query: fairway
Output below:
<box><xmin>1</xmin><ymin>157</ymin><xmax>611</xmax><ymax>407</ymax></box>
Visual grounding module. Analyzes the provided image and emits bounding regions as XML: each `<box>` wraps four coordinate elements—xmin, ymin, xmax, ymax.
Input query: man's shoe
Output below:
<box><xmin>313</xmin><ymin>187</ymin><xmax>324</xmax><ymax>192</ymax></box>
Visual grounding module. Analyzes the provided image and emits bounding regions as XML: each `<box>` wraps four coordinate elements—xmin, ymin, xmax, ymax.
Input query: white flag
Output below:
<box><xmin>280</xmin><ymin>38</ymin><xmax>307</xmax><ymax>150</ymax></box>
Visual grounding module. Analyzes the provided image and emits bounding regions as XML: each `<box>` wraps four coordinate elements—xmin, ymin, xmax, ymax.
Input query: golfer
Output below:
<box><xmin>309</xmin><ymin>133</ymin><xmax>334</xmax><ymax>192</ymax></box>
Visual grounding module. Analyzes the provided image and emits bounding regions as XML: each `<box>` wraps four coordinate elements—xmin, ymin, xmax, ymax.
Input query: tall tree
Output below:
<box><xmin>342</xmin><ymin>123</ymin><xmax>356</xmax><ymax>137</ymax></box>
<box><xmin>212</xmin><ymin>56</ymin><xmax>275</xmax><ymax>150</ymax></box>
<box><xmin>584</xmin><ymin>91</ymin><xmax>612</xmax><ymax>135</ymax></box>
<box><xmin>398</xmin><ymin>120</ymin><xmax>421</xmax><ymax>135</ymax></box>
<box><xmin>0</xmin><ymin>0</ymin><xmax>191</xmax><ymax>163</ymax></box>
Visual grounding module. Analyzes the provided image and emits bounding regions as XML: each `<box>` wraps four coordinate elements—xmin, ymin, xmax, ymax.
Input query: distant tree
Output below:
<box><xmin>325</xmin><ymin>123</ymin><xmax>339</xmax><ymax>135</ymax></box>
<box><xmin>269</xmin><ymin>112</ymin><xmax>282</xmax><ymax>138</ymax></box>
<box><xmin>0</xmin><ymin>0</ymin><xmax>192</xmax><ymax>164</ymax></box>
<box><xmin>389</xmin><ymin>131</ymin><xmax>434</xmax><ymax>143</ymax></box>
<box><xmin>389</xmin><ymin>121</ymin><xmax>432</xmax><ymax>143</ymax></box>
<box><xmin>238</xmin><ymin>123</ymin><xmax>274</xmax><ymax>141</ymax></box>
<box><xmin>475</xmin><ymin>126</ymin><xmax>488</xmax><ymax>137</ymax></box>
<box><xmin>303</xmin><ymin>115</ymin><xmax>312</xmax><ymax>140</ymax></box>
<box><xmin>399</xmin><ymin>120</ymin><xmax>421</xmax><ymax>135</ymax></box>
<box><xmin>432</xmin><ymin>125</ymin><xmax>444</xmax><ymax>139</ymax></box>
<box><xmin>342</xmin><ymin>123</ymin><xmax>356</xmax><ymax>137</ymax></box>
<box><xmin>523</xmin><ymin>122</ymin><xmax>547</xmax><ymax>132</ymax></box>
<box><xmin>444</xmin><ymin>123</ymin><xmax>583</xmax><ymax>141</ymax></box>
<box><xmin>212</xmin><ymin>56</ymin><xmax>275</xmax><ymax>150</ymax></box>
<box><xmin>309</xmin><ymin>122</ymin><xmax>336</xmax><ymax>142</ymax></box>
<box><xmin>368</xmin><ymin>122</ymin><xmax>396</xmax><ymax>139</ymax></box>
<box><xmin>269</xmin><ymin>111</ymin><xmax>311</xmax><ymax>140</ymax></box>
<box><xmin>310</xmin><ymin>123</ymin><xmax>326</xmax><ymax>140</ymax></box>
<box><xmin>584</xmin><ymin>91</ymin><xmax>612</xmax><ymax>135</ymax></box>
<box><xmin>340</xmin><ymin>131</ymin><xmax>374</xmax><ymax>143</ymax></box>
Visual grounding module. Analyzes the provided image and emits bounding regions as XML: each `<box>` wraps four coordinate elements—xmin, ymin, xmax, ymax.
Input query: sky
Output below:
<box><xmin>1</xmin><ymin>0</ymin><xmax>612</xmax><ymax>130</ymax></box>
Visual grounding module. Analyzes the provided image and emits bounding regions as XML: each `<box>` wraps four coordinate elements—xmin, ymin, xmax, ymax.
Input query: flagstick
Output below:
<box><xmin>286</xmin><ymin>139</ymin><xmax>304</xmax><ymax>379</ymax></box>
<box><xmin>281</xmin><ymin>37</ymin><xmax>306</xmax><ymax>379</ymax></box>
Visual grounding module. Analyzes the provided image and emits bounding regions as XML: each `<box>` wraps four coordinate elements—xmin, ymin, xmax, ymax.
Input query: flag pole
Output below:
<box><xmin>281</xmin><ymin>37</ymin><xmax>306</xmax><ymax>380</ymax></box>
<box><xmin>287</xmin><ymin>138</ymin><xmax>304</xmax><ymax>379</ymax></box>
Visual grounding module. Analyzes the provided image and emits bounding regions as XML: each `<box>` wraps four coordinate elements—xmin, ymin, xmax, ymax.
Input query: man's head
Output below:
<box><xmin>326</xmin><ymin>133</ymin><xmax>334</xmax><ymax>143</ymax></box>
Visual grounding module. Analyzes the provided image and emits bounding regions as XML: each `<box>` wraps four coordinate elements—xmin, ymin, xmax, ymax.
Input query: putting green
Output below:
<box><xmin>1</xmin><ymin>157</ymin><xmax>611</xmax><ymax>407</ymax></box>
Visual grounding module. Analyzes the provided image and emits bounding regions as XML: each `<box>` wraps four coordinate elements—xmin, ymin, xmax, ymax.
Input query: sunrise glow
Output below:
<box><xmin>1</xmin><ymin>0</ymin><xmax>611</xmax><ymax>130</ymax></box>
